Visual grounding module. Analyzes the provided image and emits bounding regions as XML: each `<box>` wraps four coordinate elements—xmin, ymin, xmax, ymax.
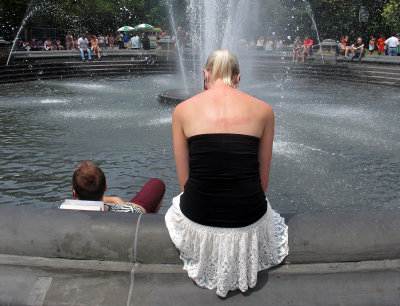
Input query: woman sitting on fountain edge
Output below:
<box><xmin>165</xmin><ymin>49</ymin><xmax>289</xmax><ymax>297</ymax></box>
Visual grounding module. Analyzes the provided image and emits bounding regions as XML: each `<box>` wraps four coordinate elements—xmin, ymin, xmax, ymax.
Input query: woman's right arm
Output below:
<box><xmin>172</xmin><ymin>105</ymin><xmax>189</xmax><ymax>191</ymax></box>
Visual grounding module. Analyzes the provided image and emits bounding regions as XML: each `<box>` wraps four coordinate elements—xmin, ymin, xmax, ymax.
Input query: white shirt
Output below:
<box><xmin>131</xmin><ymin>36</ymin><xmax>140</xmax><ymax>48</ymax></box>
<box><xmin>385</xmin><ymin>36</ymin><xmax>399</xmax><ymax>48</ymax></box>
<box><xmin>77</xmin><ymin>37</ymin><xmax>89</xmax><ymax>48</ymax></box>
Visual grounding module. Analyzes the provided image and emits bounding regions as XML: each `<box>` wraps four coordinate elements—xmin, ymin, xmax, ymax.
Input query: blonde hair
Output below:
<box><xmin>205</xmin><ymin>50</ymin><xmax>240</xmax><ymax>87</ymax></box>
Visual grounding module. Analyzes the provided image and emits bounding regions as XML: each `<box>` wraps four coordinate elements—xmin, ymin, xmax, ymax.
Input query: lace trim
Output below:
<box><xmin>165</xmin><ymin>195</ymin><xmax>289</xmax><ymax>297</ymax></box>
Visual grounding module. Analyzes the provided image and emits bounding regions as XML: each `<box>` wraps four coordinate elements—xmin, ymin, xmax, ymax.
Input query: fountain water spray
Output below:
<box><xmin>169</xmin><ymin>0</ymin><xmax>254</xmax><ymax>92</ymax></box>
<box><xmin>166</xmin><ymin>0</ymin><xmax>189</xmax><ymax>93</ymax></box>
<box><xmin>303</xmin><ymin>0</ymin><xmax>324</xmax><ymax>62</ymax></box>
<box><xmin>161</xmin><ymin>0</ymin><xmax>326</xmax><ymax>103</ymax></box>
<box><xmin>6</xmin><ymin>0</ymin><xmax>37</xmax><ymax>66</ymax></box>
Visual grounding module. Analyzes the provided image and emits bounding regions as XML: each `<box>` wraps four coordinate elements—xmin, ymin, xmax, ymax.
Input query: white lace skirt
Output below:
<box><xmin>165</xmin><ymin>194</ymin><xmax>289</xmax><ymax>297</ymax></box>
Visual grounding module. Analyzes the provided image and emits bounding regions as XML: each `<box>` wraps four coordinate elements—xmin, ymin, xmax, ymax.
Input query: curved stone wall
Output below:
<box><xmin>0</xmin><ymin>50</ymin><xmax>177</xmax><ymax>83</ymax></box>
<box><xmin>2</xmin><ymin>50</ymin><xmax>400</xmax><ymax>86</ymax></box>
<box><xmin>1</xmin><ymin>205</ymin><xmax>399</xmax><ymax>265</ymax></box>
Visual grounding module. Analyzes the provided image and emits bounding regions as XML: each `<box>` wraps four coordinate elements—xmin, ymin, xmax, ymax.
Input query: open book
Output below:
<box><xmin>59</xmin><ymin>199</ymin><xmax>104</xmax><ymax>211</ymax></box>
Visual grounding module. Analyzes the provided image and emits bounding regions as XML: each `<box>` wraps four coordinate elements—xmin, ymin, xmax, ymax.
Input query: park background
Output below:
<box><xmin>1</xmin><ymin>0</ymin><xmax>399</xmax><ymax>45</ymax></box>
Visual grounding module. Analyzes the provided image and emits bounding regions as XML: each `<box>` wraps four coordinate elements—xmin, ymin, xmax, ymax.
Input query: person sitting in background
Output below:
<box><xmin>69</xmin><ymin>161</ymin><xmax>165</xmax><ymax>213</ymax></box>
<box><xmin>368</xmin><ymin>36</ymin><xmax>375</xmax><ymax>55</ymax></box>
<box><xmin>337</xmin><ymin>35</ymin><xmax>352</xmax><ymax>58</ymax></box>
<box><xmin>44</xmin><ymin>38</ymin><xmax>53</xmax><ymax>51</ymax></box>
<box><xmin>131</xmin><ymin>33</ymin><xmax>140</xmax><ymax>49</ymax></box>
<box><xmin>65</xmin><ymin>32</ymin><xmax>74</xmax><ymax>50</ymax></box>
<box><xmin>37</xmin><ymin>40</ymin><xmax>44</xmax><ymax>51</ymax></box>
<box><xmin>29</xmin><ymin>39</ymin><xmax>38</xmax><ymax>51</ymax></box>
<box><xmin>22</xmin><ymin>41</ymin><xmax>31</xmax><ymax>51</ymax></box>
<box><xmin>292</xmin><ymin>36</ymin><xmax>302</xmax><ymax>62</ymax></box>
<box><xmin>98</xmin><ymin>33</ymin><xmax>105</xmax><ymax>50</ymax></box>
<box><xmin>275</xmin><ymin>37</ymin><xmax>283</xmax><ymax>51</ymax></box>
<box><xmin>376</xmin><ymin>35</ymin><xmax>386</xmax><ymax>55</ymax></box>
<box><xmin>123</xmin><ymin>32</ymin><xmax>130</xmax><ymax>48</ymax></box>
<box><xmin>157</xmin><ymin>29</ymin><xmax>166</xmax><ymax>40</ymax></box>
<box><xmin>56</xmin><ymin>39</ymin><xmax>63</xmax><ymax>50</ymax></box>
<box><xmin>77</xmin><ymin>34</ymin><xmax>92</xmax><ymax>62</ymax></box>
<box><xmin>350</xmin><ymin>37</ymin><xmax>365</xmax><ymax>60</ymax></box>
<box><xmin>141</xmin><ymin>33</ymin><xmax>150</xmax><ymax>50</ymax></box>
<box><xmin>385</xmin><ymin>34</ymin><xmax>399</xmax><ymax>56</ymax></box>
<box><xmin>256</xmin><ymin>36</ymin><xmax>265</xmax><ymax>51</ymax></box>
<box><xmin>302</xmin><ymin>36</ymin><xmax>313</xmax><ymax>63</ymax></box>
<box><xmin>51</xmin><ymin>39</ymin><xmax>57</xmax><ymax>50</ymax></box>
<box><xmin>90</xmin><ymin>35</ymin><xmax>101</xmax><ymax>60</ymax></box>
<box><xmin>108</xmin><ymin>34</ymin><xmax>114</xmax><ymax>49</ymax></box>
<box><xmin>265</xmin><ymin>38</ymin><xmax>273</xmax><ymax>52</ymax></box>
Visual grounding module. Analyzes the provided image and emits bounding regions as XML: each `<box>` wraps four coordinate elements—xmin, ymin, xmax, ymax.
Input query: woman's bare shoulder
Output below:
<box><xmin>238</xmin><ymin>90</ymin><xmax>274</xmax><ymax>115</ymax></box>
<box><xmin>173</xmin><ymin>91</ymin><xmax>208</xmax><ymax>115</ymax></box>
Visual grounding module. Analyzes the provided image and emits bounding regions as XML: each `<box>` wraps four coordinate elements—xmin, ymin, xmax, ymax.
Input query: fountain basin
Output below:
<box><xmin>158</xmin><ymin>88</ymin><xmax>200</xmax><ymax>105</ymax></box>
<box><xmin>156</xmin><ymin>38</ymin><xmax>176</xmax><ymax>51</ymax></box>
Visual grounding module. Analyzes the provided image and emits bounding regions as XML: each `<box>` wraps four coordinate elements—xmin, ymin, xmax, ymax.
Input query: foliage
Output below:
<box><xmin>0</xmin><ymin>0</ymin><xmax>31</xmax><ymax>39</ymax></box>
<box><xmin>273</xmin><ymin>0</ymin><xmax>389</xmax><ymax>43</ymax></box>
<box><xmin>382</xmin><ymin>0</ymin><xmax>400</xmax><ymax>34</ymax></box>
<box><xmin>0</xmin><ymin>0</ymin><xmax>170</xmax><ymax>41</ymax></box>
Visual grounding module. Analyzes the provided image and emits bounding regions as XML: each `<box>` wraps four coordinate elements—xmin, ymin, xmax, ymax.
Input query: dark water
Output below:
<box><xmin>0</xmin><ymin>74</ymin><xmax>399</xmax><ymax>213</ymax></box>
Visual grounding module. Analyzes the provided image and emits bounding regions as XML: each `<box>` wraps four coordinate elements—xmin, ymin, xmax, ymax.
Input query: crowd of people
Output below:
<box><xmin>17</xmin><ymin>30</ymin><xmax>168</xmax><ymax>60</ymax></box>
<box><xmin>255</xmin><ymin>36</ymin><xmax>284</xmax><ymax>52</ymax></box>
<box><xmin>18</xmin><ymin>32</ymin><xmax>116</xmax><ymax>54</ymax></box>
<box><xmin>119</xmin><ymin>31</ymin><xmax>163</xmax><ymax>50</ymax></box>
<box><xmin>337</xmin><ymin>34</ymin><xmax>400</xmax><ymax>60</ymax></box>
<box><xmin>16</xmin><ymin>28</ymin><xmax>400</xmax><ymax>64</ymax></box>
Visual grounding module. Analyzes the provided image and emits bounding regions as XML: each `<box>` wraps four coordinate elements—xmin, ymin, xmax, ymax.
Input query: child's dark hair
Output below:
<box><xmin>72</xmin><ymin>161</ymin><xmax>106</xmax><ymax>201</ymax></box>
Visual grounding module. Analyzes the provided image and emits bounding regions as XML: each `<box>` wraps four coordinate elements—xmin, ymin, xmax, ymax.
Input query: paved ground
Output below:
<box><xmin>1</xmin><ymin>255</ymin><xmax>399</xmax><ymax>306</ymax></box>
<box><xmin>0</xmin><ymin>208</ymin><xmax>399</xmax><ymax>305</ymax></box>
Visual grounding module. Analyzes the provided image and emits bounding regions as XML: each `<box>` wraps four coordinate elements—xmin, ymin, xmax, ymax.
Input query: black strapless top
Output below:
<box><xmin>180</xmin><ymin>133</ymin><xmax>268</xmax><ymax>228</ymax></box>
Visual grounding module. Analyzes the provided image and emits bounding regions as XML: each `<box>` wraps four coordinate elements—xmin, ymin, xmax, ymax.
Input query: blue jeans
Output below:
<box><xmin>388</xmin><ymin>47</ymin><xmax>398</xmax><ymax>56</ymax></box>
<box><xmin>79</xmin><ymin>47</ymin><xmax>92</xmax><ymax>60</ymax></box>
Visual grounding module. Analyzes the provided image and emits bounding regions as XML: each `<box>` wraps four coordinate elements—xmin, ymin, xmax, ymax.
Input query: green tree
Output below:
<box><xmin>382</xmin><ymin>0</ymin><xmax>400</xmax><ymax>34</ymax></box>
<box><xmin>0</xmin><ymin>0</ymin><xmax>30</xmax><ymax>40</ymax></box>
<box><xmin>0</xmin><ymin>0</ymin><xmax>395</xmax><ymax>44</ymax></box>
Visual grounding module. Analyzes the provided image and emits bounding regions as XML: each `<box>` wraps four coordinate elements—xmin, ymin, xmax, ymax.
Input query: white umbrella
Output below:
<box><xmin>117</xmin><ymin>26</ymin><xmax>135</xmax><ymax>32</ymax></box>
<box><xmin>133</xmin><ymin>24</ymin><xmax>155</xmax><ymax>32</ymax></box>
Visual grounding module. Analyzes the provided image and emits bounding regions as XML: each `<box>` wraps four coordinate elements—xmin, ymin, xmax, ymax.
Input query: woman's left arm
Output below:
<box><xmin>259</xmin><ymin>105</ymin><xmax>275</xmax><ymax>193</ymax></box>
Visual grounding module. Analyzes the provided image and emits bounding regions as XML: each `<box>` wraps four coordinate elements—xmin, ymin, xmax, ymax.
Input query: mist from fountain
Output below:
<box><xmin>167</xmin><ymin>0</ymin><xmax>257</xmax><ymax>94</ymax></box>
<box><xmin>167</xmin><ymin>0</ymin><xmax>326</xmax><ymax>95</ymax></box>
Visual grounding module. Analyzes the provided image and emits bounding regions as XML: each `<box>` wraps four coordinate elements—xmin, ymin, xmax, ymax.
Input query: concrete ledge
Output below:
<box><xmin>1</xmin><ymin>253</ymin><xmax>399</xmax><ymax>275</ymax></box>
<box><xmin>0</xmin><ymin>206</ymin><xmax>399</xmax><ymax>304</ymax></box>
<box><xmin>0</xmin><ymin>206</ymin><xmax>399</xmax><ymax>265</ymax></box>
<box><xmin>0</xmin><ymin>205</ymin><xmax>140</xmax><ymax>262</ymax></box>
